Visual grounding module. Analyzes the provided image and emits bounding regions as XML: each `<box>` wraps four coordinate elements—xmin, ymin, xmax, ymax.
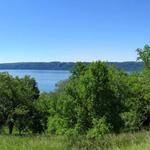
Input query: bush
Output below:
<box><xmin>121</xmin><ymin>111</ymin><xmax>141</xmax><ymax>131</ymax></box>
<box><xmin>48</xmin><ymin>116</ymin><xmax>67</xmax><ymax>135</ymax></box>
<box><xmin>87</xmin><ymin>117</ymin><xmax>110</xmax><ymax>138</ymax></box>
<box><xmin>65</xmin><ymin>128</ymin><xmax>79</xmax><ymax>137</ymax></box>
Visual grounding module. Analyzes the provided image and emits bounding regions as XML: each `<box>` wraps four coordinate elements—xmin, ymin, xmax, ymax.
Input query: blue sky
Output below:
<box><xmin>0</xmin><ymin>0</ymin><xmax>149</xmax><ymax>62</ymax></box>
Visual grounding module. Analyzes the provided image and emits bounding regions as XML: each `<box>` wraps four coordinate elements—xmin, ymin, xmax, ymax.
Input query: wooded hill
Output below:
<box><xmin>0</xmin><ymin>61</ymin><xmax>143</xmax><ymax>72</ymax></box>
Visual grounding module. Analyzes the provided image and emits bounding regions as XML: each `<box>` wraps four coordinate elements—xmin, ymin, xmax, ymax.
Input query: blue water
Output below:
<box><xmin>0</xmin><ymin>70</ymin><xmax>70</xmax><ymax>92</ymax></box>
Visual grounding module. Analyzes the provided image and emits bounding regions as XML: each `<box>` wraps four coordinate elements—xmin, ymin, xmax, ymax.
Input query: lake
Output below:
<box><xmin>0</xmin><ymin>70</ymin><xmax>70</xmax><ymax>92</ymax></box>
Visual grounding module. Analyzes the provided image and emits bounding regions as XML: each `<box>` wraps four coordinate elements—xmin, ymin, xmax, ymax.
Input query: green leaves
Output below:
<box><xmin>87</xmin><ymin>117</ymin><xmax>110</xmax><ymax>138</ymax></box>
<box><xmin>48</xmin><ymin>61</ymin><xmax>128</xmax><ymax>135</ymax></box>
<box><xmin>0</xmin><ymin>73</ymin><xmax>47</xmax><ymax>134</ymax></box>
<box><xmin>136</xmin><ymin>44</ymin><xmax>150</xmax><ymax>69</ymax></box>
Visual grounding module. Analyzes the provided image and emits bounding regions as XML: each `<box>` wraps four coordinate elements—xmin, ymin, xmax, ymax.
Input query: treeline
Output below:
<box><xmin>0</xmin><ymin>61</ymin><xmax>143</xmax><ymax>72</ymax></box>
<box><xmin>44</xmin><ymin>45</ymin><xmax>150</xmax><ymax>137</ymax></box>
<box><xmin>0</xmin><ymin>45</ymin><xmax>149</xmax><ymax>136</ymax></box>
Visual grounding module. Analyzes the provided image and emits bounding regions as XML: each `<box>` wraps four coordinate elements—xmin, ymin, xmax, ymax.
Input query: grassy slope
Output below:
<box><xmin>0</xmin><ymin>131</ymin><xmax>150</xmax><ymax>150</ymax></box>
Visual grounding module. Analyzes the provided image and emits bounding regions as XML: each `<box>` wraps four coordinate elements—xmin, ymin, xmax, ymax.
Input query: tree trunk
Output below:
<box><xmin>8</xmin><ymin>122</ymin><xmax>14</xmax><ymax>135</ymax></box>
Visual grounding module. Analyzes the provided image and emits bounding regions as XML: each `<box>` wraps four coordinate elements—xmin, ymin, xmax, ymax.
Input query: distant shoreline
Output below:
<box><xmin>0</xmin><ymin>61</ymin><xmax>143</xmax><ymax>72</ymax></box>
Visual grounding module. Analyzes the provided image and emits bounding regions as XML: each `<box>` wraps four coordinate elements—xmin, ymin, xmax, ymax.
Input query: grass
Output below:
<box><xmin>0</xmin><ymin>135</ymin><xmax>70</xmax><ymax>150</ymax></box>
<box><xmin>0</xmin><ymin>131</ymin><xmax>150</xmax><ymax>150</ymax></box>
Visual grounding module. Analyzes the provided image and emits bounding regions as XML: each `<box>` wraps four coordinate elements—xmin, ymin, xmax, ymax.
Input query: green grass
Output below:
<box><xmin>0</xmin><ymin>131</ymin><xmax>150</xmax><ymax>150</ymax></box>
<box><xmin>0</xmin><ymin>135</ymin><xmax>71</xmax><ymax>150</ymax></box>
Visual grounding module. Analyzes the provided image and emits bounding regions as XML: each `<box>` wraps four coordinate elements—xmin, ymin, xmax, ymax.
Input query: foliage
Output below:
<box><xmin>48</xmin><ymin>116</ymin><xmax>67</xmax><ymax>135</ymax></box>
<box><xmin>87</xmin><ymin>117</ymin><xmax>110</xmax><ymax>138</ymax></box>
<box><xmin>137</xmin><ymin>44</ymin><xmax>150</xmax><ymax>69</ymax></box>
<box><xmin>45</xmin><ymin>45</ymin><xmax>150</xmax><ymax>137</ymax></box>
<box><xmin>0</xmin><ymin>73</ymin><xmax>48</xmax><ymax>134</ymax></box>
<box><xmin>1</xmin><ymin>44</ymin><xmax>150</xmax><ymax>138</ymax></box>
<box><xmin>47</xmin><ymin>61</ymin><xmax>130</xmax><ymax>136</ymax></box>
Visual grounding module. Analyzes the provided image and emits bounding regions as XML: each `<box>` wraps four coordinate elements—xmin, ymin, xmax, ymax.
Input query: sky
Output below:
<box><xmin>0</xmin><ymin>0</ymin><xmax>150</xmax><ymax>63</ymax></box>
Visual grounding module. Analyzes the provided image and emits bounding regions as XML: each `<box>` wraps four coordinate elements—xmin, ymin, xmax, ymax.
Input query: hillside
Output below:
<box><xmin>0</xmin><ymin>61</ymin><xmax>144</xmax><ymax>72</ymax></box>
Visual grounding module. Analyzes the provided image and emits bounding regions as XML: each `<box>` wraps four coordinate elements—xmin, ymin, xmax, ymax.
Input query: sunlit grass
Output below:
<box><xmin>0</xmin><ymin>135</ymin><xmax>70</xmax><ymax>150</ymax></box>
<box><xmin>0</xmin><ymin>131</ymin><xmax>150</xmax><ymax>150</ymax></box>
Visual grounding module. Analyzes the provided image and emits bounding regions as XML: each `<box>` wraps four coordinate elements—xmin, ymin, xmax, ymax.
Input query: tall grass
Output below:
<box><xmin>0</xmin><ymin>135</ymin><xmax>70</xmax><ymax>150</ymax></box>
<box><xmin>72</xmin><ymin>131</ymin><xmax>150</xmax><ymax>150</ymax></box>
<box><xmin>0</xmin><ymin>131</ymin><xmax>150</xmax><ymax>150</ymax></box>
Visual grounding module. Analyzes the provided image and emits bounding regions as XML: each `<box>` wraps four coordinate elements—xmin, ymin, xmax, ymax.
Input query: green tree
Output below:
<box><xmin>75</xmin><ymin>62</ymin><xmax>126</xmax><ymax>133</ymax></box>
<box><xmin>49</xmin><ymin>61</ymin><xmax>128</xmax><ymax>135</ymax></box>
<box><xmin>0</xmin><ymin>73</ymin><xmax>43</xmax><ymax>134</ymax></box>
<box><xmin>71</xmin><ymin>62</ymin><xmax>87</xmax><ymax>79</ymax></box>
<box><xmin>0</xmin><ymin>73</ymin><xmax>16</xmax><ymax>134</ymax></box>
<box><xmin>137</xmin><ymin>44</ymin><xmax>150</xmax><ymax>69</ymax></box>
<box><xmin>122</xmin><ymin>45</ymin><xmax>150</xmax><ymax>130</ymax></box>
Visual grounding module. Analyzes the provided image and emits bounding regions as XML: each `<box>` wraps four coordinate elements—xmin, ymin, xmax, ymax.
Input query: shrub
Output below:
<box><xmin>48</xmin><ymin>116</ymin><xmax>67</xmax><ymax>135</ymax></box>
<box><xmin>87</xmin><ymin>117</ymin><xmax>110</xmax><ymax>138</ymax></box>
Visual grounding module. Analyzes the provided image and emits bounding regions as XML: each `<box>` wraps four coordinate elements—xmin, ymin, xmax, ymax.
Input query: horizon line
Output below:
<box><xmin>0</xmin><ymin>60</ymin><xmax>141</xmax><ymax>64</ymax></box>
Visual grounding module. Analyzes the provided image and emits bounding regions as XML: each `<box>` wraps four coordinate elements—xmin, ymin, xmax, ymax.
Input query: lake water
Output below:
<box><xmin>0</xmin><ymin>70</ymin><xmax>70</xmax><ymax>92</ymax></box>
